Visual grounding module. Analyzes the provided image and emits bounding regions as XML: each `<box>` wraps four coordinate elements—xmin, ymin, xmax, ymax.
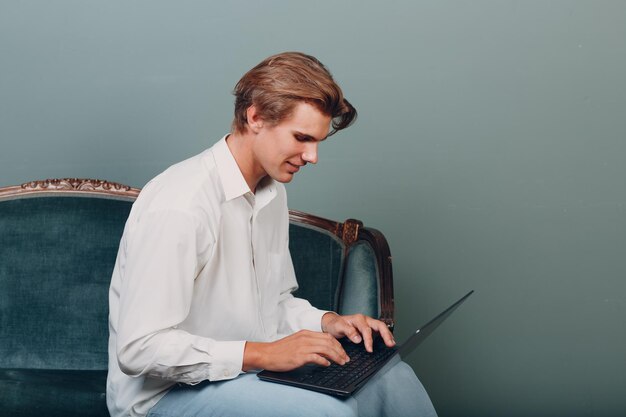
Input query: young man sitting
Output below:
<box><xmin>107</xmin><ymin>52</ymin><xmax>437</xmax><ymax>417</ymax></box>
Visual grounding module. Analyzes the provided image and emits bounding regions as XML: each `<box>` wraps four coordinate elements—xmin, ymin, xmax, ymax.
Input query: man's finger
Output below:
<box><xmin>307</xmin><ymin>335</ymin><xmax>350</xmax><ymax>365</ymax></box>
<box><xmin>306</xmin><ymin>353</ymin><xmax>331</xmax><ymax>367</ymax></box>
<box><xmin>326</xmin><ymin>316</ymin><xmax>361</xmax><ymax>343</ymax></box>
<box><xmin>351</xmin><ymin>316</ymin><xmax>397</xmax><ymax>352</ymax></box>
<box><xmin>364</xmin><ymin>317</ymin><xmax>395</xmax><ymax>348</ymax></box>
<box><xmin>344</xmin><ymin>314</ymin><xmax>373</xmax><ymax>352</ymax></box>
<box><xmin>356</xmin><ymin>321</ymin><xmax>374</xmax><ymax>352</ymax></box>
<box><xmin>342</xmin><ymin>325</ymin><xmax>362</xmax><ymax>344</ymax></box>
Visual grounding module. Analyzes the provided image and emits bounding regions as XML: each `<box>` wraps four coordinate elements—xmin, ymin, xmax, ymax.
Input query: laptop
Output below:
<box><xmin>257</xmin><ymin>290</ymin><xmax>474</xmax><ymax>397</ymax></box>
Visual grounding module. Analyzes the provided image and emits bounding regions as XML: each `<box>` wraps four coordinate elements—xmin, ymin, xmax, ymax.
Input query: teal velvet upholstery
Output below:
<box><xmin>338</xmin><ymin>241</ymin><xmax>379</xmax><ymax>319</ymax></box>
<box><xmin>0</xmin><ymin>196</ymin><xmax>131</xmax><ymax>370</ymax></box>
<box><xmin>289</xmin><ymin>223</ymin><xmax>344</xmax><ymax>311</ymax></box>
<box><xmin>0</xmin><ymin>184</ymin><xmax>391</xmax><ymax>416</ymax></box>
<box><xmin>0</xmin><ymin>369</ymin><xmax>108</xmax><ymax>417</ymax></box>
<box><xmin>289</xmin><ymin>224</ymin><xmax>381</xmax><ymax>318</ymax></box>
<box><xmin>0</xmin><ymin>194</ymin><xmax>132</xmax><ymax>417</ymax></box>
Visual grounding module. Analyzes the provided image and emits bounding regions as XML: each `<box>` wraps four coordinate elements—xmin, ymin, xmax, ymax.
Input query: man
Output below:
<box><xmin>107</xmin><ymin>52</ymin><xmax>437</xmax><ymax>417</ymax></box>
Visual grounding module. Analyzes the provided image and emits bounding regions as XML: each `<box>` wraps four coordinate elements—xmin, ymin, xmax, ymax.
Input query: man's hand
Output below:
<box><xmin>243</xmin><ymin>330</ymin><xmax>350</xmax><ymax>372</ymax></box>
<box><xmin>242</xmin><ymin>313</ymin><xmax>395</xmax><ymax>372</ymax></box>
<box><xmin>321</xmin><ymin>312</ymin><xmax>396</xmax><ymax>353</ymax></box>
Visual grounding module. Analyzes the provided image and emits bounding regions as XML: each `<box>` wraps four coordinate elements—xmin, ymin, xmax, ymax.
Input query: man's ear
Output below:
<box><xmin>246</xmin><ymin>105</ymin><xmax>264</xmax><ymax>133</ymax></box>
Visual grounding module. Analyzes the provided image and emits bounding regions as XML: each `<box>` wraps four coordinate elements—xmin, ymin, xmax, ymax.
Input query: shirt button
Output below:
<box><xmin>223</xmin><ymin>370</ymin><xmax>230</xmax><ymax>377</ymax></box>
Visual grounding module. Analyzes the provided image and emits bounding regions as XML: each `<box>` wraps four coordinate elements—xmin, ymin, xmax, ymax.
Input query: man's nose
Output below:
<box><xmin>302</xmin><ymin>142</ymin><xmax>318</xmax><ymax>164</ymax></box>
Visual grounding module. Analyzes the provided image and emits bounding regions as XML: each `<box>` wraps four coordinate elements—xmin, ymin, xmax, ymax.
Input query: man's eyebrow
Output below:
<box><xmin>294</xmin><ymin>131</ymin><xmax>328</xmax><ymax>142</ymax></box>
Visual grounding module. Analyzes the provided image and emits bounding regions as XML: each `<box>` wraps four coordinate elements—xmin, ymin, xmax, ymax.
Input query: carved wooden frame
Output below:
<box><xmin>0</xmin><ymin>179</ymin><xmax>395</xmax><ymax>328</ymax></box>
<box><xmin>0</xmin><ymin>178</ymin><xmax>140</xmax><ymax>200</ymax></box>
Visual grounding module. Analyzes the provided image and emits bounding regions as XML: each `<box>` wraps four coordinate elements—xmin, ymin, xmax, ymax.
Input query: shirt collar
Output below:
<box><xmin>211</xmin><ymin>135</ymin><xmax>277</xmax><ymax>204</ymax></box>
<box><xmin>254</xmin><ymin>175</ymin><xmax>277</xmax><ymax>212</ymax></box>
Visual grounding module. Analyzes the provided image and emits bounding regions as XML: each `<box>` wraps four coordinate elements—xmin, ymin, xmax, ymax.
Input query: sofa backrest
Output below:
<box><xmin>0</xmin><ymin>179</ymin><xmax>394</xmax><ymax>371</ymax></box>
<box><xmin>0</xmin><ymin>183</ymin><xmax>135</xmax><ymax>370</ymax></box>
<box><xmin>289</xmin><ymin>221</ymin><xmax>387</xmax><ymax>320</ymax></box>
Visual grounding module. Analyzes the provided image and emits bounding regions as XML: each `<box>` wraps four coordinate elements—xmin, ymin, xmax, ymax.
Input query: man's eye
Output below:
<box><xmin>295</xmin><ymin>135</ymin><xmax>310</xmax><ymax>142</ymax></box>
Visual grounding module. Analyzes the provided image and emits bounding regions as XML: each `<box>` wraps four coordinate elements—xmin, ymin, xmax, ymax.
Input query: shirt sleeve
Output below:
<box><xmin>114</xmin><ymin>209</ymin><xmax>244</xmax><ymax>384</ymax></box>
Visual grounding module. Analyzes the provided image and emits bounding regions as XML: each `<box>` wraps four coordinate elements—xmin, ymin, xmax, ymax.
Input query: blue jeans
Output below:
<box><xmin>147</xmin><ymin>358</ymin><xmax>437</xmax><ymax>417</ymax></box>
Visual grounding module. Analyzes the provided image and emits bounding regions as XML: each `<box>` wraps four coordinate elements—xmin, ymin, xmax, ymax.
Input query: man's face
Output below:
<box><xmin>251</xmin><ymin>102</ymin><xmax>331</xmax><ymax>183</ymax></box>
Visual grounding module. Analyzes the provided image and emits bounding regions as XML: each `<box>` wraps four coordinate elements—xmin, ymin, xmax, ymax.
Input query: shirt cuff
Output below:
<box><xmin>298</xmin><ymin>308</ymin><xmax>329</xmax><ymax>333</ymax></box>
<box><xmin>201</xmin><ymin>339</ymin><xmax>245</xmax><ymax>381</ymax></box>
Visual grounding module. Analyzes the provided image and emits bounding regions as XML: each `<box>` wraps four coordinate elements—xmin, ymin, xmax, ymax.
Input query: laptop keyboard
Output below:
<box><xmin>295</xmin><ymin>337</ymin><xmax>397</xmax><ymax>390</ymax></box>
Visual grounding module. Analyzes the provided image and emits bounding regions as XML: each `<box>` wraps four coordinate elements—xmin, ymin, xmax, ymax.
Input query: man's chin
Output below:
<box><xmin>272</xmin><ymin>172</ymin><xmax>295</xmax><ymax>184</ymax></box>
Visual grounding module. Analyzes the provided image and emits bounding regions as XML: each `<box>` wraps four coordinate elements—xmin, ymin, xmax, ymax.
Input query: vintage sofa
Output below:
<box><xmin>0</xmin><ymin>178</ymin><xmax>395</xmax><ymax>416</ymax></box>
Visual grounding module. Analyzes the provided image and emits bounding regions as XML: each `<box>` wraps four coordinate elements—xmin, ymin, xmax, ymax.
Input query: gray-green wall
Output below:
<box><xmin>1</xmin><ymin>1</ymin><xmax>625</xmax><ymax>416</ymax></box>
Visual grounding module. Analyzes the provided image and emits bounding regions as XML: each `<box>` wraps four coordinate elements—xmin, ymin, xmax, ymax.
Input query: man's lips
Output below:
<box><xmin>287</xmin><ymin>162</ymin><xmax>304</xmax><ymax>173</ymax></box>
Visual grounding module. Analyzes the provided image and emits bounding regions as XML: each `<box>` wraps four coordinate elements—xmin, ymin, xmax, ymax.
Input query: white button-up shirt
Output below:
<box><xmin>107</xmin><ymin>136</ymin><xmax>326</xmax><ymax>417</ymax></box>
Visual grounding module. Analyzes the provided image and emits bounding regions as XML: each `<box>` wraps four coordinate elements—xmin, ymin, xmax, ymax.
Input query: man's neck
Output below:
<box><xmin>225</xmin><ymin>132</ymin><xmax>265</xmax><ymax>193</ymax></box>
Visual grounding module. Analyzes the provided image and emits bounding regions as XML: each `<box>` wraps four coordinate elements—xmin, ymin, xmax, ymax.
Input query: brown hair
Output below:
<box><xmin>232</xmin><ymin>52</ymin><xmax>357</xmax><ymax>136</ymax></box>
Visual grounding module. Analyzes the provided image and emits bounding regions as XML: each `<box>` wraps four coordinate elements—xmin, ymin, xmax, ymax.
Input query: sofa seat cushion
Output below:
<box><xmin>0</xmin><ymin>368</ymin><xmax>108</xmax><ymax>417</ymax></box>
